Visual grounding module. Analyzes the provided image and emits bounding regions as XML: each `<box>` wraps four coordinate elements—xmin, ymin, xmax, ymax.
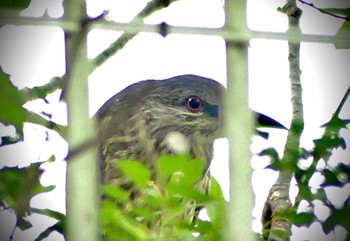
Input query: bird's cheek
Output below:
<box><xmin>213</xmin><ymin>115</ymin><xmax>224</xmax><ymax>139</ymax></box>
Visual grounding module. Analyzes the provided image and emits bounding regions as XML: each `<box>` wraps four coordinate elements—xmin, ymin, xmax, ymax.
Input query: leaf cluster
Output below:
<box><xmin>0</xmin><ymin>161</ymin><xmax>65</xmax><ymax>240</ymax></box>
<box><xmin>261</xmin><ymin>114</ymin><xmax>350</xmax><ymax>238</ymax></box>
<box><xmin>0</xmin><ymin>68</ymin><xmax>64</xmax><ymax>240</ymax></box>
<box><xmin>102</xmin><ymin>154</ymin><xmax>227</xmax><ymax>241</ymax></box>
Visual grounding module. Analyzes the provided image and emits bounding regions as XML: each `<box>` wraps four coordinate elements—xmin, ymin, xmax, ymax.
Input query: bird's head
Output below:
<box><xmin>96</xmin><ymin>74</ymin><xmax>285</xmax><ymax>156</ymax></box>
<box><xmin>140</xmin><ymin>75</ymin><xmax>224</xmax><ymax>144</ymax></box>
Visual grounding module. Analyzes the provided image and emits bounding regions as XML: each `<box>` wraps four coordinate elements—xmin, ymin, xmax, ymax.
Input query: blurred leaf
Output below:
<box><xmin>318</xmin><ymin>8</ymin><xmax>350</xmax><ymax>49</ymax></box>
<box><xmin>299</xmin><ymin>147</ymin><xmax>312</xmax><ymax>160</ymax></box>
<box><xmin>157</xmin><ymin>154</ymin><xmax>203</xmax><ymax>186</ymax></box>
<box><xmin>0</xmin><ymin>134</ymin><xmax>23</xmax><ymax>147</ymax></box>
<box><xmin>208</xmin><ymin>177</ymin><xmax>225</xmax><ymax>202</ymax></box>
<box><xmin>166</xmin><ymin>180</ymin><xmax>208</xmax><ymax>202</ymax></box>
<box><xmin>35</xmin><ymin>221</ymin><xmax>64</xmax><ymax>241</ymax></box>
<box><xmin>293</xmin><ymin>212</ymin><xmax>316</xmax><ymax>227</ymax></box>
<box><xmin>0</xmin><ymin>162</ymin><xmax>55</xmax><ymax>230</ymax></box>
<box><xmin>259</xmin><ymin>148</ymin><xmax>280</xmax><ymax>162</ymax></box>
<box><xmin>0</xmin><ymin>0</ymin><xmax>31</xmax><ymax>9</ymax></box>
<box><xmin>31</xmin><ymin>208</ymin><xmax>65</xmax><ymax>221</ymax></box>
<box><xmin>256</xmin><ymin>130</ymin><xmax>269</xmax><ymax>139</ymax></box>
<box><xmin>0</xmin><ymin>69</ymin><xmax>25</xmax><ymax>135</ymax></box>
<box><xmin>334</xmin><ymin>20</ymin><xmax>350</xmax><ymax>49</ymax></box>
<box><xmin>103</xmin><ymin>184</ymin><xmax>130</xmax><ymax>202</ymax></box>
<box><xmin>315</xmin><ymin>115</ymin><xmax>349</xmax><ymax>190</ymax></box>
<box><xmin>321</xmin><ymin>163</ymin><xmax>350</xmax><ymax>188</ymax></box>
<box><xmin>321</xmin><ymin>115</ymin><xmax>349</xmax><ymax>133</ymax></box>
<box><xmin>322</xmin><ymin>8</ymin><xmax>350</xmax><ymax>17</ymax></box>
<box><xmin>313</xmin><ymin>188</ymin><xmax>328</xmax><ymax>201</ymax></box>
<box><xmin>206</xmin><ymin>179</ymin><xmax>225</xmax><ymax>224</ymax></box>
<box><xmin>102</xmin><ymin>199</ymin><xmax>119</xmax><ymax>226</ymax></box>
<box><xmin>322</xmin><ymin>169</ymin><xmax>343</xmax><ymax>187</ymax></box>
<box><xmin>102</xmin><ymin>199</ymin><xmax>149</xmax><ymax>241</ymax></box>
<box><xmin>260</xmin><ymin>148</ymin><xmax>282</xmax><ymax>171</ymax></box>
<box><xmin>131</xmin><ymin>206</ymin><xmax>158</xmax><ymax>221</ymax></box>
<box><xmin>116</xmin><ymin>160</ymin><xmax>151</xmax><ymax>188</ymax></box>
<box><xmin>313</xmin><ymin>132</ymin><xmax>346</xmax><ymax>162</ymax></box>
<box><xmin>16</xmin><ymin>215</ymin><xmax>32</xmax><ymax>230</ymax></box>
<box><xmin>296</xmin><ymin>180</ymin><xmax>314</xmax><ymax>201</ymax></box>
<box><xmin>322</xmin><ymin>196</ymin><xmax>350</xmax><ymax>234</ymax></box>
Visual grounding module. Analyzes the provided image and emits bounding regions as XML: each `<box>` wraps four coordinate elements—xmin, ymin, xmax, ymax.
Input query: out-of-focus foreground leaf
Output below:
<box><xmin>0</xmin><ymin>69</ymin><xmax>25</xmax><ymax>135</ymax></box>
<box><xmin>0</xmin><ymin>162</ymin><xmax>55</xmax><ymax>230</ymax></box>
<box><xmin>321</xmin><ymin>8</ymin><xmax>350</xmax><ymax>49</ymax></box>
<box><xmin>0</xmin><ymin>0</ymin><xmax>31</xmax><ymax>10</ymax></box>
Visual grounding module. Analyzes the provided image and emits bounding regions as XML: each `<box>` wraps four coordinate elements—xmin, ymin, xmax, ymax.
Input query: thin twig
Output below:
<box><xmin>20</xmin><ymin>76</ymin><xmax>64</xmax><ymax>102</ymax></box>
<box><xmin>9</xmin><ymin>224</ymin><xmax>16</xmax><ymax>241</ymax></box>
<box><xmin>18</xmin><ymin>0</ymin><xmax>176</xmax><ymax>104</ymax></box>
<box><xmin>334</xmin><ymin>85</ymin><xmax>350</xmax><ymax>116</ymax></box>
<box><xmin>298</xmin><ymin>0</ymin><xmax>350</xmax><ymax>21</ymax></box>
<box><xmin>92</xmin><ymin>0</ymin><xmax>178</xmax><ymax>70</ymax></box>
<box><xmin>25</xmin><ymin>110</ymin><xmax>66</xmax><ymax>135</ymax></box>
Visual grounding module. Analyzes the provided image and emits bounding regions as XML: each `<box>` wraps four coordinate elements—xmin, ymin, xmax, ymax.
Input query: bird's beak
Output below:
<box><xmin>215</xmin><ymin>110</ymin><xmax>287</xmax><ymax>140</ymax></box>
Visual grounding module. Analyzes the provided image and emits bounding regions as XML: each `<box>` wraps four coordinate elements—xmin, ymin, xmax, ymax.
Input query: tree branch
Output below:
<box><xmin>19</xmin><ymin>0</ymin><xmax>177</xmax><ymax>103</ymax></box>
<box><xmin>92</xmin><ymin>0</ymin><xmax>177</xmax><ymax>70</ymax></box>
<box><xmin>25</xmin><ymin>110</ymin><xmax>66</xmax><ymax>135</ymax></box>
<box><xmin>298</xmin><ymin>0</ymin><xmax>350</xmax><ymax>22</ymax></box>
<box><xmin>262</xmin><ymin>1</ymin><xmax>304</xmax><ymax>240</ymax></box>
<box><xmin>334</xmin><ymin>86</ymin><xmax>350</xmax><ymax>116</ymax></box>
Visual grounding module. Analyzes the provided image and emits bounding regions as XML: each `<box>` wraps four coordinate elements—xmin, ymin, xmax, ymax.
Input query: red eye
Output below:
<box><xmin>186</xmin><ymin>96</ymin><xmax>203</xmax><ymax>112</ymax></box>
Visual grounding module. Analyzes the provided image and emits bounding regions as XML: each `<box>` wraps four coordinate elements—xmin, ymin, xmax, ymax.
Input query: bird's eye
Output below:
<box><xmin>186</xmin><ymin>96</ymin><xmax>203</xmax><ymax>112</ymax></box>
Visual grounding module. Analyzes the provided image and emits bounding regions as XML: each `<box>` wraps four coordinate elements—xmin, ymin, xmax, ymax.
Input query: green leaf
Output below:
<box><xmin>322</xmin><ymin>115</ymin><xmax>349</xmax><ymax>134</ymax></box>
<box><xmin>322</xmin><ymin>8</ymin><xmax>350</xmax><ymax>17</ymax></box>
<box><xmin>16</xmin><ymin>214</ymin><xmax>32</xmax><ymax>230</ymax></box>
<box><xmin>313</xmin><ymin>187</ymin><xmax>328</xmax><ymax>201</ymax></box>
<box><xmin>206</xmin><ymin>178</ymin><xmax>225</xmax><ymax>223</ymax></box>
<box><xmin>259</xmin><ymin>148</ymin><xmax>280</xmax><ymax>168</ymax></box>
<box><xmin>334</xmin><ymin>20</ymin><xmax>350</xmax><ymax>49</ymax></box>
<box><xmin>293</xmin><ymin>212</ymin><xmax>316</xmax><ymax>227</ymax></box>
<box><xmin>322</xmin><ymin>196</ymin><xmax>350</xmax><ymax>234</ymax></box>
<box><xmin>1</xmin><ymin>133</ymin><xmax>23</xmax><ymax>146</ymax></box>
<box><xmin>35</xmin><ymin>221</ymin><xmax>64</xmax><ymax>241</ymax></box>
<box><xmin>313</xmin><ymin>135</ymin><xmax>346</xmax><ymax>162</ymax></box>
<box><xmin>102</xmin><ymin>199</ymin><xmax>149</xmax><ymax>240</ymax></box>
<box><xmin>116</xmin><ymin>160</ymin><xmax>151</xmax><ymax>188</ymax></box>
<box><xmin>102</xmin><ymin>184</ymin><xmax>130</xmax><ymax>202</ymax></box>
<box><xmin>157</xmin><ymin>154</ymin><xmax>203</xmax><ymax>186</ymax></box>
<box><xmin>0</xmin><ymin>69</ymin><xmax>25</xmax><ymax>135</ymax></box>
<box><xmin>0</xmin><ymin>0</ymin><xmax>31</xmax><ymax>10</ymax></box>
<box><xmin>322</xmin><ymin>169</ymin><xmax>343</xmax><ymax>187</ymax></box>
<box><xmin>31</xmin><ymin>208</ymin><xmax>65</xmax><ymax>221</ymax></box>
<box><xmin>166</xmin><ymin>180</ymin><xmax>208</xmax><ymax>202</ymax></box>
<box><xmin>208</xmin><ymin>177</ymin><xmax>225</xmax><ymax>202</ymax></box>
<box><xmin>321</xmin><ymin>163</ymin><xmax>350</xmax><ymax>188</ymax></box>
<box><xmin>0</xmin><ymin>162</ymin><xmax>55</xmax><ymax>230</ymax></box>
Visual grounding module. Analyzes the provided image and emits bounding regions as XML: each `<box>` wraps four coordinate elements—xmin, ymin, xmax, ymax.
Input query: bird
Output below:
<box><xmin>95</xmin><ymin>74</ymin><xmax>285</xmax><ymax>238</ymax></box>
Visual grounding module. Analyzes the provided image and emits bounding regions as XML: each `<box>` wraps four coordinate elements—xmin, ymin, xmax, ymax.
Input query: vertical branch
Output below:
<box><xmin>224</xmin><ymin>0</ymin><xmax>255</xmax><ymax>240</ymax></box>
<box><xmin>261</xmin><ymin>0</ymin><xmax>303</xmax><ymax>240</ymax></box>
<box><xmin>64</xmin><ymin>2</ymin><xmax>101</xmax><ymax>241</ymax></box>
